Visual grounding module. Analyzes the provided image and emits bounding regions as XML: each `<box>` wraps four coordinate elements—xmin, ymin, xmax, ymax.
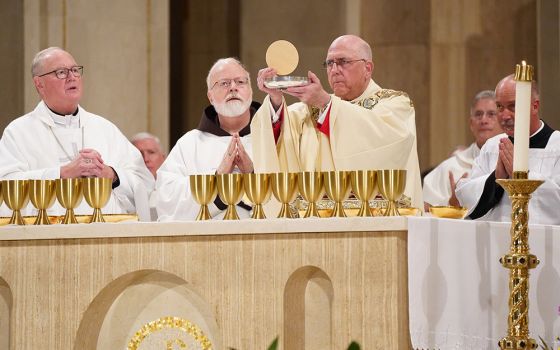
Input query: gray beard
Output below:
<box><xmin>214</xmin><ymin>98</ymin><xmax>251</xmax><ymax>118</ymax></box>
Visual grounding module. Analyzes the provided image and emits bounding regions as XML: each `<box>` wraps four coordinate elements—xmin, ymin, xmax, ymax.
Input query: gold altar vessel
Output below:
<box><xmin>29</xmin><ymin>179</ymin><xmax>57</xmax><ymax>225</ymax></box>
<box><xmin>2</xmin><ymin>179</ymin><xmax>30</xmax><ymax>225</ymax></box>
<box><xmin>83</xmin><ymin>177</ymin><xmax>112</xmax><ymax>223</ymax></box>
<box><xmin>190</xmin><ymin>174</ymin><xmax>218</xmax><ymax>221</ymax></box>
<box><xmin>216</xmin><ymin>173</ymin><xmax>244</xmax><ymax>220</ymax></box>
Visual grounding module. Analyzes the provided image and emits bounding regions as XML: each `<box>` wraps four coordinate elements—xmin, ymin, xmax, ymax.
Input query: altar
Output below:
<box><xmin>0</xmin><ymin>217</ymin><xmax>410</xmax><ymax>349</ymax></box>
<box><xmin>408</xmin><ymin>217</ymin><xmax>560</xmax><ymax>349</ymax></box>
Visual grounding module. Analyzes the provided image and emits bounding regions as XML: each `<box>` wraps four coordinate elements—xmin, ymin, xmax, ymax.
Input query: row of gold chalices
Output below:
<box><xmin>1</xmin><ymin>178</ymin><xmax>112</xmax><ymax>225</ymax></box>
<box><xmin>189</xmin><ymin>169</ymin><xmax>406</xmax><ymax>220</ymax></box>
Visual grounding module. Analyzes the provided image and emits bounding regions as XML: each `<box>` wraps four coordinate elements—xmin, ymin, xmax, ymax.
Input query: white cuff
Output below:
<box><xmin>316</xmin><ymin>99</ymin><xmax>332</xmax><ymax>124</ymax></box>
<box><xmin>270</xmin><ymin>101</ymin><xmax>284</xmax><ymax>123</ymax></box>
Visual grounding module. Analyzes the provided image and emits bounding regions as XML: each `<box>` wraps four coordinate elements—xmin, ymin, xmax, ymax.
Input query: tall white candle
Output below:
<box><xmin>513</xmin><ymin>61</ymin><xmax>533</xmax><ymax>173</ymax></box>
<box><xmin>513</xmin><ymin>80</ymin><xmax>531</xmax><ymax>172</ymax></box>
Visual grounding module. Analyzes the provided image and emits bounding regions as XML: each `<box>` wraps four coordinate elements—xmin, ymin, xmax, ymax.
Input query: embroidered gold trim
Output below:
<box><xmin>127</xmin><ymin>316</ymin><xmax>212</xmax><ymax>350</ymax></box>
<box><xmin>352</xmin><ymin>89</ymin><xmax>414</xmax><ymax>109</ymax></box>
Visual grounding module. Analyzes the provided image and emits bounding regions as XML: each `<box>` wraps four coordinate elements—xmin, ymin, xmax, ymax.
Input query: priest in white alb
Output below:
<box><xmin>251</xmin><ymin>35</ymin><xmax>423</xmax><ymax>209</ymax></box>
<box><xmin>423</xmin><ymin>90</ymin><xmax>502</xmax><ymax>210</ymax></box>
<box><xmin>456</xmin><ymin>75</ymin><xmax>560</xmax><ymax>225</ymax></box>
<box><xmin>0</xmin><ymin>47</ymin><xmax>154</xmax><ymax>219</ymax></box>
<box><xmin>156</xmin><ymin>58</ymin><xmax>259</xmax><ymax>220</ymax></box>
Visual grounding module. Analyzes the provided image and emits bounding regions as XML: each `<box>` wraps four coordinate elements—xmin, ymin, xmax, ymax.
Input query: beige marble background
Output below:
<box><xmin>0</xmin><ymin>0</ymin><xmax>558</xmax><ymax>170</ymax></box>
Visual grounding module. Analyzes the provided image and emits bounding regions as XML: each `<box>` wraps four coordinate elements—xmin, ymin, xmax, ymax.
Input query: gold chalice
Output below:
<box><xmin>271</xmin><ymin>172</ymin><xmax>298</xmax><ymax>218</ymax></box>
<box><xmin>29</xmin><ymin>179</ymin><xmax>56</xmax><ymax>225</ymax></box>
<box><xmin>350</xmin><ymin>170</ymin><xmax>378</xmax><ymax>217</ymax></box>
<box><xmin>83</xmin><ymin>177</ymin><xmax>112</xmax><ymax>223</ymax></box>
<box><xmin>189</xmin><ymin>174</ymin><xmax>218</xmax><ymax>220</ymax></box>
<box><xmin>216</xmin><ymin>173</ymin><xmax>244</xmax><ymax>220</ymax></box>
<box><xmin>323</xmin><ymin>171</ymin><xmax>351</xmax><ymax>217</ymax></box>
<box><xmin>56</xmin><ymin>178</ymin><xmax>84</xmax><ymax>224</ymax></box>
<box><xmin>2</xmin><ymin>179</ymin><xmax>30</xmax><ymax>225</ymax></box>
<box><xmin>377</xmin><ymin>169</ymin><xmax>407</xmax><ymax>216</ymax></box>
<box><xmin>298</xmin><ymin>171</ymin><xmax>324</xmax><ymax>218</ymax></box>
<box><xmin>243</xmin><ymin>173</ymin><xmax>271</xmax><ymax>219</ymax></box>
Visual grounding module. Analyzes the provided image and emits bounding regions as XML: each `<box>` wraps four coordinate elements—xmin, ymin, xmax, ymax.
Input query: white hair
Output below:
<box><xmin>31</xmin><ymin>47</ymin><xmax>65</xmax><ymax>77</ymax></box>
<box><xmin>206</xmin><ymin>57</ymin><xmax>251</xmax><ymax>90</ymax></box>
<box><xmin>470</xmin><ymin>90</ymin><xmax>495</xmax><ymax>115</ymax></box>
<box><xmin>130</xmin><ymin>132</ymin><xmax>161</xmax><ymax>146</ymax></box>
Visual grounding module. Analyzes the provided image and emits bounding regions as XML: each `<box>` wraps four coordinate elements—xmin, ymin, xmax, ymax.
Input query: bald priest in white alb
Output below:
<box><xmin>0</xmin><ymin>47</ymin><xmax>154</xmax><ymax>218</ymax></box>
<box><xmin>251</xmin><ymin>35</ymin><xmax>422</xmax><ymax>209</ymax></box>
<box><xmin>456</xmin><ymin>75</ymin><xmax>560</xmax><ymax>225</ymax></box>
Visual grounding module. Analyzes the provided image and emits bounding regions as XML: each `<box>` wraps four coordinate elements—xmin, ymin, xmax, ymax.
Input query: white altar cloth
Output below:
<box><xmin>408</xmin><ymin>217</ymin><xmax>560</xmax><ymax>349</ymax></box>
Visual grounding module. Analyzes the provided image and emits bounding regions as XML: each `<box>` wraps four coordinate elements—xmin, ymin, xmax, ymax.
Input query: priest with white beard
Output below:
<box><xmin>0</xmin><ymin>47</ymin><xmax>154</xmax><ymax>219</ymax></box>
<box><xmin>156</xmin><ymin>58</ymin><xmax>259</xmax><ymax>221</ymax></box>
<box><xmin>456</xmin><ymin>75</ymin><xmax>560</xmax><ymax>225</ymax></box>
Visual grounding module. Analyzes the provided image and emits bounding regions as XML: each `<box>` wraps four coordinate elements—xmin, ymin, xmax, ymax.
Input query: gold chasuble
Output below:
<box><xmin>251</xmin><ymin>79</ymin><xmax>423</xmax><ymax>209</ymax></box>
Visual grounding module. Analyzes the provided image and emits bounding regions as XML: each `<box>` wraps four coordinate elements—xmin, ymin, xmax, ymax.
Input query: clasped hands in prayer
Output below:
<box><xmin>216</xmin><ymin>133</ymin><xmax>253</xmax><ymax>174</ymax></box>
<box><xmin>257</xmin><ymin>67</ymin><xmax>331</xmax><ymax>111</ymax></box>
<box><xmin>60</xmin><ymin>148</ymin><xmax>117</xmax><ymax>181</ymax></box>
<box><xmin>495</xmin><ymin>137</ymin><xmax>514</xmax><ymax>179</ymax></box>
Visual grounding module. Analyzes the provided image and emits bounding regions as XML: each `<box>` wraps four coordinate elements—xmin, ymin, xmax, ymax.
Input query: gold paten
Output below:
<box><xmin>83</xmin><ymin>177</ymin><xmax>112</xmax><ymax>223</ymax></box>
<box><xmin>377</xmin><ymin>169</ymin><xmax>406</xmax><ymax>216</ymax></box>
<box><xmin>243</xmin><ymin>173</ymin><xmax>271</xmax><ymax>219</ymax></box>
<box><xmin>429</xmin><ymin>206</ymin><xmax>467</xmax><ymax>219</ymax></box>
<box><xmin>323</xmin><ymin>171</ymin><xmax>351</xmax><ymax>217</ymax></box>
<box><xmin>271</xmin><ymin>172</ymin><xmax>298</xmax><ymax>218</ymax></box>
<box><xmin>298</xmin><ymin>171</ymin><xmax>324</xmax><ymax>218</ymax></box>
<box><xmin>350</xmin><ymin>170</ymin><xmax>377</xmax><ymax>217</ymax></box>
<box><xmin>29</xmin><ymin>179</ymin><xmax>57</xmax><ymax>225</ymax></box>
<box><xmin>2</xmin><ymin>179</ymin><xmax>30</xmax><ymax>225</ymax></box>
<box><xmin>190</xmin><ymin>174</ymin><xmax>218</xmax><ymax>221</ymax></box>
<box><xmin>514</xmin><ymin>60</ymin><xmax>534</xmax><ymax>82</ymax></box>
<box><xmin>216</xmin><ymin>173</ymin><xmax>244</xmax><ymax>220</ymax></box>
<box><xmin>496</xmin><ymin>172</ymin><xmax>543</xmax><ymax>350</ymax></box>
<box><xmin>56</xmin><ymin>178</ymin><xmax>83</xmax><ymax>224</ymax></box>
<box><xmin>127</xmin><ymin>316</ymin><xmax>212</xmax><ymax>350</ymax></box>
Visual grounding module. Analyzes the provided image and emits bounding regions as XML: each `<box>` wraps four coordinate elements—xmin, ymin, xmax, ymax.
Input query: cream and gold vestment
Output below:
<box><xmin>251</xmin><ymin>79</ymin><xmax>423</xmax><ymax>209</ymax></box>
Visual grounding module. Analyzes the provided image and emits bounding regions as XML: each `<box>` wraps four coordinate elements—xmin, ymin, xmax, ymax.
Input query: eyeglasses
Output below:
<box><xmin>496</xmin><ymin>102</ymin><xmax>515</xmax><ymax>113</ymax></box>
<box><xmin>211</xmin><ymin>77</ymin><xmax>249</xmax><ymax>90</ymax></box>
<box><xmin>37</xmin><ymin>66</ymin><xmax>84</xmax><ymax>79</ymax></box>
<box><xmin>323</xmin><ymin>58</ymin><xmax>366</xmax><ymax>70</ymax></box>
<box><xmin>472</xmin><ymin>110</ymin><xmax>497</xmax><ymax>120</ymax></box>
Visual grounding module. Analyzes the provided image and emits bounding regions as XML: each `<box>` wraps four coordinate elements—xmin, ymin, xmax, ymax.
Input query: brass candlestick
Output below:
<box><xmin>496</xmin><ymin>171</ymin><xmax>542</xmax><ymax>350</ymax></box>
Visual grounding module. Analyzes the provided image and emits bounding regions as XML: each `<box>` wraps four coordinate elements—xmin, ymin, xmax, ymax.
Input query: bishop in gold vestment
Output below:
<box><xmin>251</xmin><ymin>35</ymin><xmax>422</xmax><ymax>209</ymax></box>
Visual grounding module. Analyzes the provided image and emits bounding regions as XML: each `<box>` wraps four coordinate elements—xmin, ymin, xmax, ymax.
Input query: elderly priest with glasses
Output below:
<box><xmin>156</xmin><ymin>58</ymin><xmax>260</xmax><ymax>221</ymax></box>
<box><xmin>0</xmin><ymin>47</ymin><xmax>154</xmax><ymax>218</ymax></box>
<box><xmin>251</xmin><ymin>35</ymin><xmax>422</xmax><ymax>209</ymax></box>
